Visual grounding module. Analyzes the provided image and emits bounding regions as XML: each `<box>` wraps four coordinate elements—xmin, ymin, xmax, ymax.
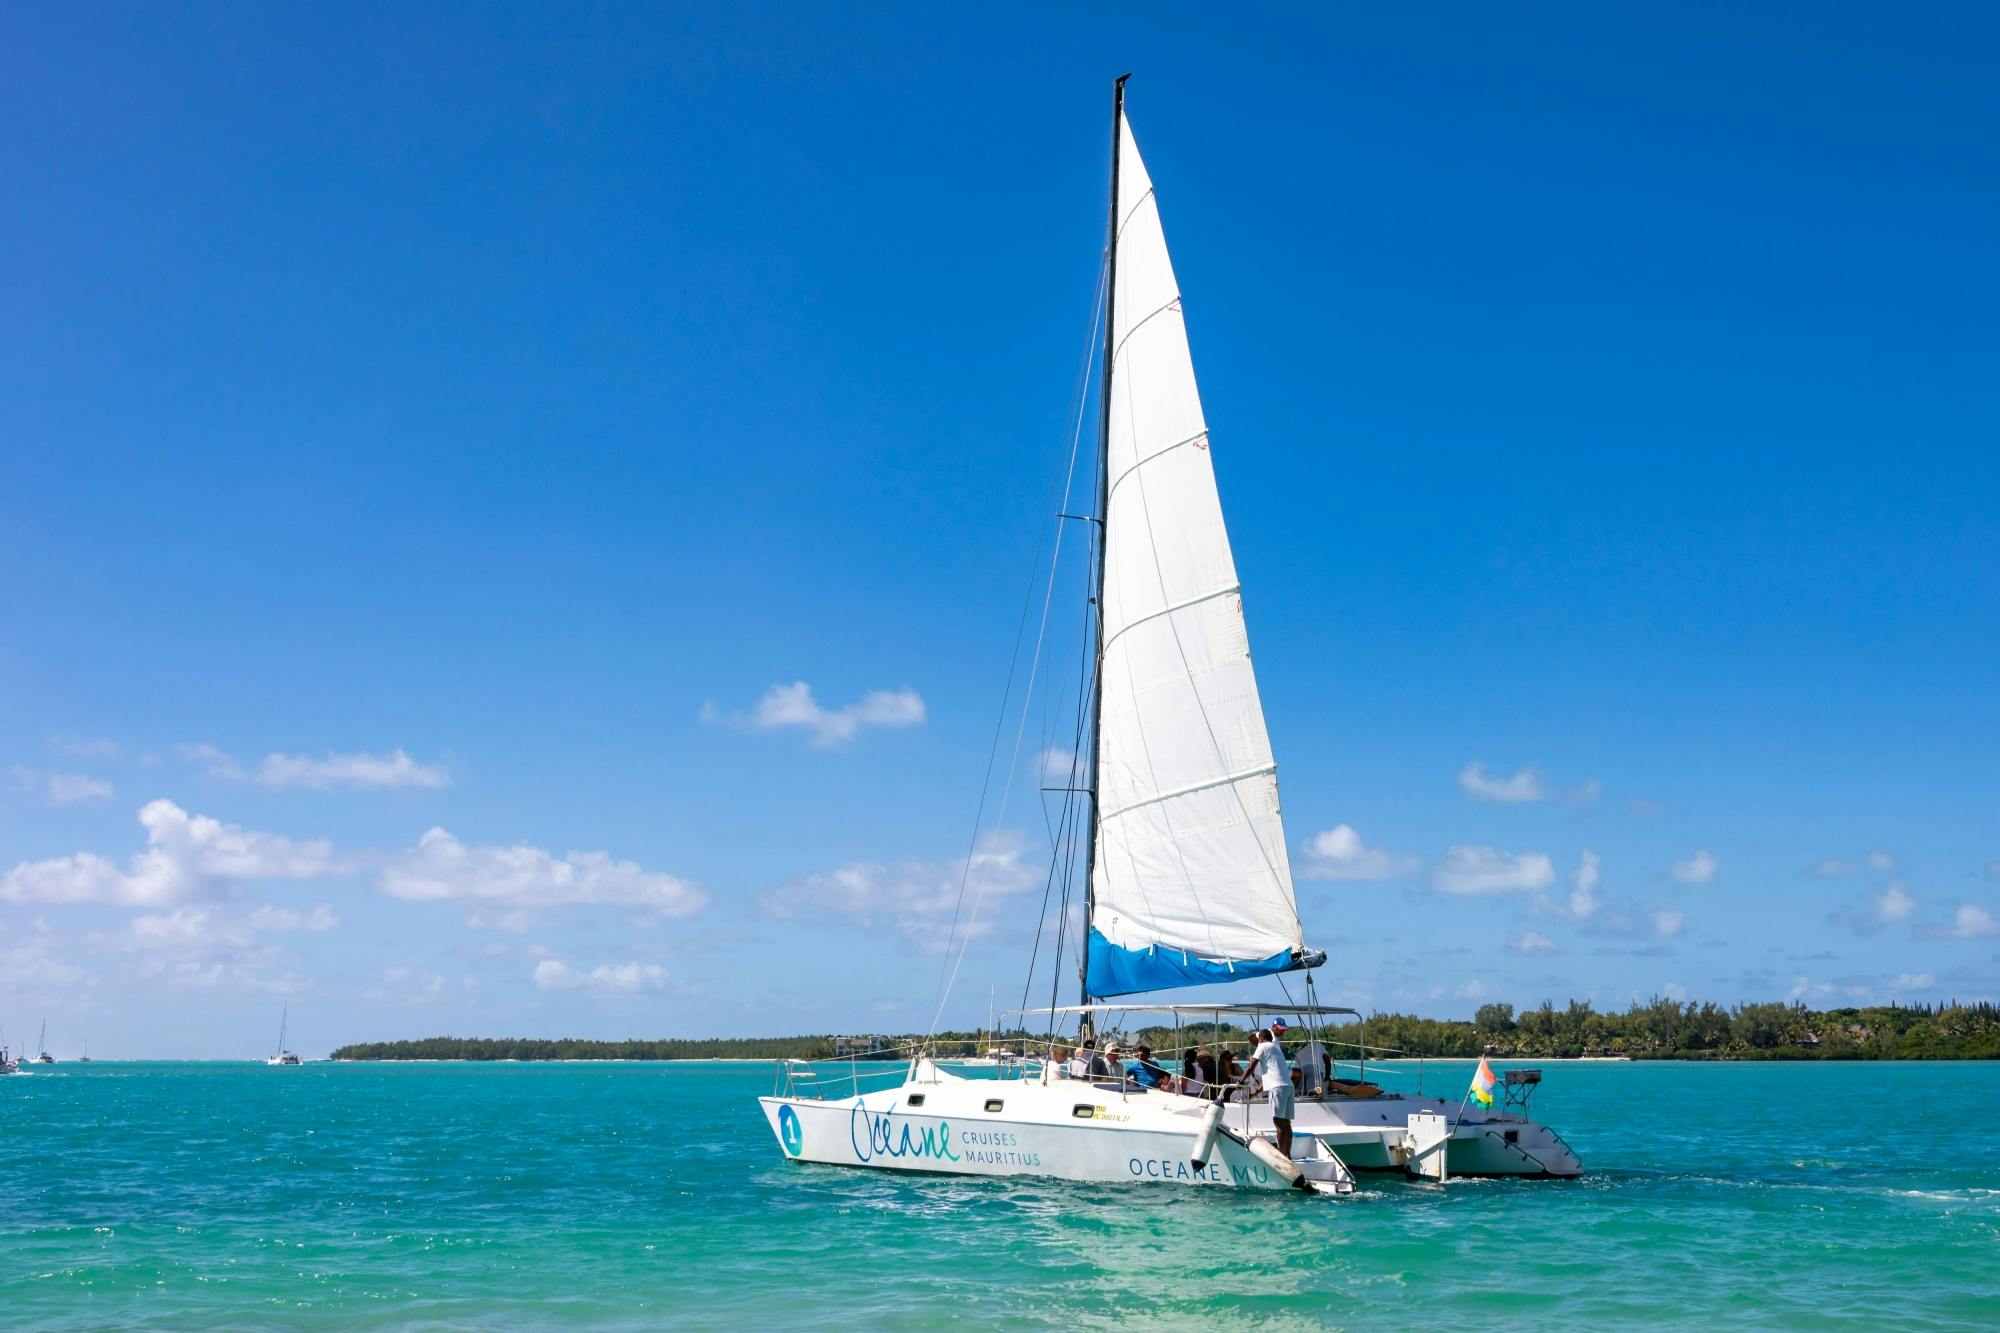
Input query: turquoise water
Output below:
<box><xmin>3</xmin><ymin>1060</ymin><xmax>1996</xmax><ymax>1329</ymax></box>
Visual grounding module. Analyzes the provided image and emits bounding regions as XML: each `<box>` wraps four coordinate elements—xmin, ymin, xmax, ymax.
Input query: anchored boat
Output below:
<box><xmin>761</xmin><ymin>77</ymin><xmax>1579</xmax><ymax>1192</ymax></box>
<box><xmin>266</xmin><ymin>1001</ymin><xmax>301</xmax><ymax>1066</ymax></box>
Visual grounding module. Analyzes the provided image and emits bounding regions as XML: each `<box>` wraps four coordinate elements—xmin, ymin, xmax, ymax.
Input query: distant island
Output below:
<box><xmin>331</xmin><ymin>998</ymin><xmax>2000</xmax><ymax>1063</ymax></box>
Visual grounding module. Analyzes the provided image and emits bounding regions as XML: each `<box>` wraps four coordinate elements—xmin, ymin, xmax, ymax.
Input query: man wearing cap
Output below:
<box><xmin>1240</xmin><ymin>1027</ymin><xmax>1296</xmax><ymax>1158</ymax></box>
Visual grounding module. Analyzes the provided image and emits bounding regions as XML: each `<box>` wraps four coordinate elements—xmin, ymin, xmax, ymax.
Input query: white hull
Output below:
<box><xmin>761</xmin><ymin>1063</ymin><xmax>1345</xmax><ymax>1194</ymax></box>
<box><xmin>1232</xmin><ymin>1092</ymin><xmax>1582</xmax><ymax>1177</ymax></box>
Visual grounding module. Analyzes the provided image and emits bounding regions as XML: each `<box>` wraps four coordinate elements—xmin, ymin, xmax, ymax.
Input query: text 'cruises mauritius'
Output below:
<box><xmin>758</xmin><ymin>77</ymin><xmax>1582</xmax><ymax>1197</ymax></box>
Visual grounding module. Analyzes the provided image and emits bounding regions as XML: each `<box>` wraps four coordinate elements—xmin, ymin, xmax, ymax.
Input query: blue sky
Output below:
<box><xmin>4</xmin><ymin>5</ymin><xmax>1997</xmax><ymax>1057</ymax></box>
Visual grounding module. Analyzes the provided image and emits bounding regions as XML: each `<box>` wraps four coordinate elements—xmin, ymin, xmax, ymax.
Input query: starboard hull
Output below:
<box><xmin>759</xmin><ymin>1079</ymin><xmax>1303</xmax><ymax>1192</ymax></box>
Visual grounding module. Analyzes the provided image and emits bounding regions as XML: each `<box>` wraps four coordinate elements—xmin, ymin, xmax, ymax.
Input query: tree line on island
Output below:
<box><xmin>330</xmin><ymin>997</ymin><xmax>2000</xmax><ymax>1062</ymax></box>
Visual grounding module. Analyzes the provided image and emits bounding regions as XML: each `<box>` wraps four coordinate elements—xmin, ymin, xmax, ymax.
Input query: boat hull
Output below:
<box><xmin>1230</xmin><ymin>1093</ymin><xmax>1583</xmax><ymax>1177</ymax></box>
<box><xmin>759</xmin><ymin>1074</ymin><xmax>1306</xmax><ymax>1192</ymax></box>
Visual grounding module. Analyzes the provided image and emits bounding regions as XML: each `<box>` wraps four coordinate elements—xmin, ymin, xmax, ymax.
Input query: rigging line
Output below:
<box><xmin>1016</xmin><ymin>649</ymin><xmax>1095</xmax><ymax>1017</ymax></box>
<box><xmin>1019</xmin><ymin>614</ymin><xmax>1098</xmax><ymax>1016</ymax></box>
<box><xmin>926</xmin><ymin>255</ymin><xmax>1106</xmax><ymax>1038</ymax></box>
<box><xmin>1030</xmin><ymin>520</ymin><xmax>1101</xmax><ymax>1036</ymax></box>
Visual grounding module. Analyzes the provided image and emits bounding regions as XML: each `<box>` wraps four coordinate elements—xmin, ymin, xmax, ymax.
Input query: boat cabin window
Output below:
<box><xmin>1071</xmin><ymin>1104</ymin><xmax>1097</xmax><ymax>1119</ymax></box>
<box><xmin>984</xmin><ymin>1099</ymin><xmax>1004</xmax><ymax>1113</ymax></box>
<box><xmin>906</xmin><ymin>1094</ymin><xmax>926</xmax><ymax>1108</ymax></box>
<box><xmin>1503</xmin><ymin>1129</ymin><xmax>1519</xmax><ymax>1144</ymax></box>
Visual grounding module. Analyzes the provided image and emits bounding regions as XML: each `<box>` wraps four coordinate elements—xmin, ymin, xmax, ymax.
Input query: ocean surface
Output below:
<box><xmin>3</xmin><ymin>1059</ymin><xmax>1995</xmax><ymax>1329</ymax></box>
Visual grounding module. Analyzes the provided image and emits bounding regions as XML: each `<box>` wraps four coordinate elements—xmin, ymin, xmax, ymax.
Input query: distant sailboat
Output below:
<box><xmin>79</xmin><ymin>1038</ymin><xmax>91</xmax><ymax>1063</ymax></box>
<box><xmin>35</xmin><ymin>1017</ymin><xmax>55</xmax><ymax>1064</ymax></box>
<box><xmin>0</xmin><ymin>1027</ymin><xmax>16</xmax><ymax>1076</ymax></box>
<box><xmin>266</xmin><ymin>1002</ymin><xmax>301</xmax><ymax>1066</ymax></box>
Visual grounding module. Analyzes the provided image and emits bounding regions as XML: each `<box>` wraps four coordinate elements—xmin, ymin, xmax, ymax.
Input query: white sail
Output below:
<box><xmin>1086</xmin><ymin>113</ymin><xmax>1309</xmax><ymax>996</ymax></box>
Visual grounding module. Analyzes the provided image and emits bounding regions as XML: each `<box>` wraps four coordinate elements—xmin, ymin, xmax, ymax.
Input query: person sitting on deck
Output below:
<box><xmin>1130</xmin><ymin>1044</ymin><xmax>1172</xmax><ymax>1091</ymax></box>
<box><xmin>1068</xmin><ymin>1038</ymin><xmax>1107</xmax><ymax>1082</ymax></box>
<box><xmin>1101</xmin><ymin>1043</ymin><xmax>1127</xmax><ymax>1086</ymax></box>
<box><xmin>1196</xmin><ymin>1047</ymin><xmax>1221</xmax><ymax>1099</ymax></box>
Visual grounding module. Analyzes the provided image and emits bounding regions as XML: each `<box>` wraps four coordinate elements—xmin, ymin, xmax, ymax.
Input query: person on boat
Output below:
<box><xmin>1217</xmin><ymin>1046</ymin><xmax>1242</xmax><ymax>1091</ymax></box>
<box><xmin>1068</xmin><ymin>1039</ymin><xmax>1108</xmax><ymax>1082</ymax></box>
<box><xmin>1100</xmin><ymin>1043</ymin><xmax>1127</xmax><ymax>1085</ymax></box>
<box><xmin>1196</xmin><ymin>1046</ymin><xmax>1221</xmax><ymax>1100</ymax></box>
<box><xmin>1240</xmin><ymin>1028</ymin><xmax>1296</xmax><ymax>1157</ymax></box>
<box><xmin>1130</xmin><ymin>1044</ymin><xmax>1172</xmax><ymax>1092</ymax></box>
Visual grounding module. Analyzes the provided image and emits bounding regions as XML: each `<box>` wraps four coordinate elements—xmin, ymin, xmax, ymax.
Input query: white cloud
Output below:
<box><xmin>177</xmin><ymin>743</ymin><xmax>245</xmax><ymax>780</ymax></box>
<box><xmin>1508</xmin><ymin>930</ymin><xmax>1559</xmax><ymax>955</ymax></box>
<box><xmin>52</xmin><ymin>737</ymin><xmax>120</xmax><ymax>759</ymax></box>
<box><xmin>1567</xmin><ymin>778</ymin><xmax>1602</xmax><ymax>804</ymax></box>
<box><xmin>122</xmin><ymin>907</ymin><xmax>257</xmax><ymax>951</ymax></box>
<box><xmin>254</xmin><ymin>748</ymin><xmax>448</xmax><ymax>791</ymax></box>
<box><xmin>763</xmin><ymin>831</ymin><xmax>1041</xmax><ymax>952</ymax></box>
<box><xmin>467</xmin><ymin>908</ymin><xmax>536</xmax><ymax>934</ymax></box>
<box><xmin>1670</xmin><ymin>850</ymin><xmax>1718</xmax><ymax>885</ymax></box>
<box><xmin>0</xmin><ymin>800</ymin><xmax>338</xmax><ymax>906</ymax></box>
<box><xmin>1457</xmin><ymin>762</ymin><xmax>1545</xmax><ymax>803</ymax></box>
<box><xmin>1951</xmin><ymin>905</ymin><xmax>1999</xmax><ymax>939</ymax></box>
<box><xmin>1786</xmin><ymin>975</ymin><xmax>1835</xmax><ymax>1003</ymax></box>
<box><xmin>244</xmin><ymin>904</ymin><xmax>340</xmax><ymax>933</ymax></box>
<box><xmin>1432</xmin><ymin>845</ymin><xmax>1555</xmax><ymax>895</ymax></box>
<box><xmin>178</xmin><ymin>743</ymin><xmax>447</xmax><ymax>790</ymax></box>
<box><xmin>1569</xmin><ymin>850</ymin><xmax>1601</xmax><ymax>919</ymax></box>
<box><xmin>1810</xmin><ymin>851</ymin><xmax>1896</xmax><ymax>877</ymax></box>
<box><xmin>1298</xmin><ymin>825</ymin><xmax>1418</xmax><ymax>882</ymax></box>
<box><xmin>710</xmin><ymin>681</ymin><xmax>927</xmax><ymax>747</ymax></box>
<box><xmin>380</xmin><ymin>828</ymin><xmax>704</xmax><ymax>915</ymax></box>
<box><xmin>1875</xmin><ymin>882</ymin><xmax>1916</xmax><ymax>924</ymax></box>
<box><xmin>532</xmin><ymin>959</ymin><xmax>667</xmax><ymax>994</ymax></box>
<box><xmin>1891</xmin><ymin>972</ymin><xmax>1935</xmax><ymax>991</ymax></box>
<box><xmin>9</xmin><ymin>766</ymin><xmax>115</xmax><ymax>806</ymax></box>
<box><xmin>1038</xmin><ymin>747</ymin><xmax>1077</xmax><ymax>785</ymax></box>
<box><xmin>1651</xmin><ymin>908</ymin><xmax>1686</xmax><ymax>938</ymax></box>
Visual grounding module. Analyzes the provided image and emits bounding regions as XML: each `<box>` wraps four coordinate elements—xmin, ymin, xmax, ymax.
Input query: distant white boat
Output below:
<box><xmin>35</xmin><ymin>1017</ymin><xmax>55</xmax><ymax>1064</ymax></box>
<box><xmin>266</xmin><ymin>1002</ymin><xmax>301</xmax><ymax>1066</ymax></box>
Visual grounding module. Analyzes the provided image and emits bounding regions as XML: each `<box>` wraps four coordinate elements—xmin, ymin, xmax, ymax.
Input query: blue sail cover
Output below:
<box><xmin>1087</xmin><ymin>930</ymin><xmax>1309</xmax><ymax>998</ymax></box>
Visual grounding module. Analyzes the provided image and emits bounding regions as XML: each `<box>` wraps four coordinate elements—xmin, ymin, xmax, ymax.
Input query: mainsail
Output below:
<box><xmin>1084</xmin><ymin>100</ymin><xmax>1316</xmax><ymax>997</ymax></box>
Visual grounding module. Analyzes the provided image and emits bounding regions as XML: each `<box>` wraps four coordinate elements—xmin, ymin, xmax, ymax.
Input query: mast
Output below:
<box><xmin>1080</xmin><ymin>74</ymin><xmax>1129</xmax><ymax>1008</ymax></box>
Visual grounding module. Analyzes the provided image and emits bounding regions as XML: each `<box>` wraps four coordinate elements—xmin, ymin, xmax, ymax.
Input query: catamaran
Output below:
<box><xmin>266</xmin><ymin>1002</ymin><xmax>301</xmax><ymax>1066</ymax></box>
<box><xmin>760</xmin><ymin>78</ymin><xmax>1579</xmax><ymax>1192</ymax></box>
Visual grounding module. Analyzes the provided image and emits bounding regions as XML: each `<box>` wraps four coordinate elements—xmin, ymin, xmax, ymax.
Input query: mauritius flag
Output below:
<box><xmin>1468</xmin><ymin>1057</ymin><xmax>1498</xmax><ymax>1109</ymax></box>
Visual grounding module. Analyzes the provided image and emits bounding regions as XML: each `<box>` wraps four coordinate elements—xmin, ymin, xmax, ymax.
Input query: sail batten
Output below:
<box><xmin>1085</xmin><ymin>109</ymin><xmax>1308</xmax><ymax>998</ymax></box>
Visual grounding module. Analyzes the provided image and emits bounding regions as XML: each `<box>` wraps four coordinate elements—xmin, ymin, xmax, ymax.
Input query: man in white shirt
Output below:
<box><xmin>1240</xmin><ymin>1028</ymin><xmax>1295</xmax><ymax>1157</ymax></box>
